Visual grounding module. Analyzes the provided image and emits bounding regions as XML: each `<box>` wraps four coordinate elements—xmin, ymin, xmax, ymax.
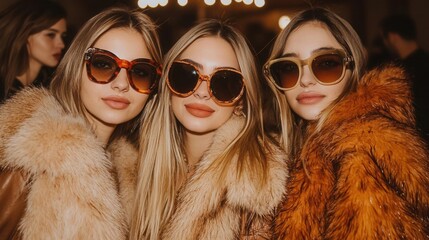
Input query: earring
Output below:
<box><xmin>233</xmin><ymin>104</ymin><xmax>245</xmax><ymax>117</ymax></box>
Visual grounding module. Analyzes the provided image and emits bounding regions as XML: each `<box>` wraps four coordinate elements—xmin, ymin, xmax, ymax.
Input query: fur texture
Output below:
<box><xmin>275</xmin><ymin>65</ymin><xmax>429</xmax><ymax>239</ymax></box>
<box><xmin>0</xmin><ymin>88</ymin><xmax>138</xmax><ymax>240</ymax></box>
<box><xmin>161</xmin><ymin>115</ymin><xmax>288</xmax><ymax>240</ymax></box>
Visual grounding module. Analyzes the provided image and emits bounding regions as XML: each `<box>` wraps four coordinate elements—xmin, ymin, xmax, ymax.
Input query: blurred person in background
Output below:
<box><xmin>381</xmin><ymin>14</ymin><xmax>429</xmax><ymax>144</ymax></box>
<box><xmin>0</xmin><ymin>0</ymin><xmax>67</xmax><ymax>102</ymax></box>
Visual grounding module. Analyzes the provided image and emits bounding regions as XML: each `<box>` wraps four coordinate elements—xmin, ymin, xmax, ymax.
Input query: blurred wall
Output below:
<box><xmin>1</xmin><ymin>0</ymin><xmax>428</xmax><ymax>60</ymax></box>
<box><xmin>364</xmin><ymin>0</ymin><xmax>429</xmax><ymax>51</ymax></box>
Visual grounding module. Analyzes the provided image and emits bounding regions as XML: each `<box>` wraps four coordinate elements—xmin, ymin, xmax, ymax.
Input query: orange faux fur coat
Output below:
<box><xmin>0</xmin><ymin>88</ymin><xmax>138</xmax><ymax>239</ymax></box>
<box><xmin>275</xmin><ymin>66</ymin><xmax>429</xmax><ymax>239</ymax></box>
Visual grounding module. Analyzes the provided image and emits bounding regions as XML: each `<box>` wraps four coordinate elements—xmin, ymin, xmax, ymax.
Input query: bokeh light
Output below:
<box><xmin>279</xmin><ymin>15</ymin><xmax>291</xmax><ymax>29</ymax></box>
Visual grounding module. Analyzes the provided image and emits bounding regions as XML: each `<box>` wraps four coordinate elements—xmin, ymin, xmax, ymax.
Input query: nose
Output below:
<box><xmin>111</xmin><ymin>69</ymin><xmax>130</xmax><ymax>92</ymax></box>
<box><xmin>299</xmin><ymin>65</ymin><xmax>317</xmax><ymax>87</ymax></box>
<box><xmin>55</xmin><ymin>36</ymin><xmax>65</xmax><ymax>50</ymax></box>
<box><xmin>193</xmin><ymin>78</ymin><xmax>210</xmax><ymax>100</ymax></box>
<box><xmin>56</xmin><ymin>35</ymin><xmax>65</xmax><ymax>50</ymax></box>
<box><xmin>59</xmin><ymin>39</ymin><xmax>65</xmax><ymax>50</ymax></box>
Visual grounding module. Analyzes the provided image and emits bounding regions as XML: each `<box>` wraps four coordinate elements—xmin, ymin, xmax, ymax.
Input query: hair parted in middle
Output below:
<box><xmin>130</xmin><ymin>19</ymin><xmax>271</xmax><ymax>240</ymax></box>
<box><xmin>264</xmin><ymin>7</ymin><xmax>367</xmax><ymax>156</ymax></box>
<box><xmin>49</xmin><ymin>7</ymin><xmax>162</xmax><ymax>141</ymax></box>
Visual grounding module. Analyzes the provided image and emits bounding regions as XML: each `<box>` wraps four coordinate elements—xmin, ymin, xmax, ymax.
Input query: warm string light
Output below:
<box><xmin>279</xmin><ymin>15</ymin><xmax>291</xmax><ymax>29</ymax></box>
<box><xmin>137</xmin><ymin>0</ymin><xmax>265</xmax><ymax>8</ymax></box>
<box><xmin>138</xmin><ymin>0</ymin><xmax>287</xmax><ymax>30</ymax></box>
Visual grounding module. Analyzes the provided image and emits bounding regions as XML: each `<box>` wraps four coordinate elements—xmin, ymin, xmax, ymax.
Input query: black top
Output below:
<box><xmin>403</xmin><ymin>48</ymin><xmax>429</xmax><ymax>144</ymax></box>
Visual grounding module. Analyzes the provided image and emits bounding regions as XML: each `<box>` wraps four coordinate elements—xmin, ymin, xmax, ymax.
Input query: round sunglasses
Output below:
<box><xmin>263</xmin><ymin>49</ymin><xmax>353</xmax><ymax>90</ymax></box>
<box><xmin>167</xmin><ymin>61</ymin><xmax>245</xmax><ymax>105</ymax></box>
<box><xmin>84</xmin><ymin>47</ymin><xmax>161</xmax><ymax>94</ymax></box>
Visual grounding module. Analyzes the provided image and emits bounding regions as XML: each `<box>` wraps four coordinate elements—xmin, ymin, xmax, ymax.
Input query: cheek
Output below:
<box><xmin>28</xmin><ymin>36</ymin><xmax>49</xmax><ymax>51</ymax></box>
<box><xmin>27</xmin><ymin>38</ymin><xmax>38</xmax><ymax>56</ymax></box>
<box><xmin>132</xmin><ymin>93</ymin><xmax>150</xmax><ymax>111</ymax></box>
<box><xmin>80</xmin><ymin>77</ymin><xmax>96</xmax><ymax>105</ymax></box>
<box><xmin>216</xmin><ymin>105</ymin><xmax>235</xmax><ymax>123</ymax></box>
<box><xmin>171</xmin><ymin>95</ymin><xmax>182</xmax><ymax>114</ymax></box>
<box><xmin>81</xmin><ymin>70</ymin><xmax>89</xmax><ymax>92</ymax></box>
<box><xmin>285</xmin><ymin>89</ymin><xmax>298</xmax><ymax>111</ymax></box>
<box><xmin>221</xmin><ymin>107</ymin><xmax>235</xmax><ymax>120</ymax></box>
<box><xmin>330</xmin><ymin>73</ymin><xmax>350</xmax><ymax>99</ymax></box>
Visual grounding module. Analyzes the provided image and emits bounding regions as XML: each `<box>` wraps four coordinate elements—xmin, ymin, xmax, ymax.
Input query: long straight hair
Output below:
<box><xmin>50</xmin><ymin>7</ymin><xmax>162</xmax><ymax>142</ymax></box>
<box><xmin>264</xmin><ymin>7</ymin><xmax>367</xmax><ymax>157</ymax></box>
<box><xmin>130</xmin><ymin>19</ymin><xmax>270</xmax><ymax>240</ymax></box>
<box><xmin>0</xmin><ymin>0</ymin><xmax>66</xmax><ymax>101</ymax></box>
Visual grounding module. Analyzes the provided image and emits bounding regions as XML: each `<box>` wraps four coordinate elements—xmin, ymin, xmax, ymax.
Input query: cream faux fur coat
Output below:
<box><xmin>0</xmin><ymin>88</ymin><xmax>137</xmax><ymax>239</ymax></box>
<box><xmin>161</xmin><ymin>115</ymin><xmax>288</xmax><ymax>239</ymax></box>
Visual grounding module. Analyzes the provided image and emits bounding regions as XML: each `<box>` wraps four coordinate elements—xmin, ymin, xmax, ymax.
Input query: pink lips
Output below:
<box><xmin>53</xmin><ymin>53</ymin><xmax>62</xmax><ymax>61</ymax></box>
<box><xmin>185</xmin><ymin>103</ymin><xmax>215</xmax><ymax>118</ymax></box>
<box><xmin>296</xmin><ymin>92</ymin><xmax>325</xmax><ymax>104</ymax></box>
<box><xmin>102</xmin><ymin>96</ymin><xmax>130</xmax><ymax>110</ymax></box>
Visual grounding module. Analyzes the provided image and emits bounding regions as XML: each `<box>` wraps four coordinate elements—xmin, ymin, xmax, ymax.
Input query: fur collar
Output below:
<box><xmin>0</xmin><ymin>88</ymin><xmax>137</xmax><ymax>239</ymax></box>
<box><xmin>326</xmin><ymin>65</ymin><xmax>414</xmax><ymax>127</ymax></box>
<box><xmin>162</xmin><ymin>115</ymin><xmax>288</xmax><ymax>239</ymax></box>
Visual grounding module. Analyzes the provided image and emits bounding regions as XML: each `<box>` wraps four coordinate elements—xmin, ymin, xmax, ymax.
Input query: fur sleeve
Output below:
<box><xmin>324</xmin><ymin>118</ymin><xmax>429</xmax><ymax>239</ymax></box>
<box><xmin>0</xmin><ymin>89</ymin><xmax>127</xmax><ymax>239</ymax></box>
<box><xmin>108</xmin><ymin>137</ymin><xmax>138</xmax><ymax>226</ymax></box>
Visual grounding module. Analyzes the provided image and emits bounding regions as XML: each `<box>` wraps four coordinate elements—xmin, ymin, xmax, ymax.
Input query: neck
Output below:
<box><xmin>94</xmin><ymin>125</ymin><xmax>115</xmax><ymax>147</ymax></box>
<box><xmin>16</xmin><ymin>58</ymin><xmax>42</xmax><ymax>86</ymax></box>
<box><xmin>397</xmin><ymin>41</ymin><xmax>418</xmax><ymax>59</ymax></box>
<box><xmin>86</xmin><ymin>112</ymin><xmax>116</xmax><ymax>147</ymax></box>
<box><xmin>184</xmin><ymin>130</ymin><xmax>215</xmax><ymax>169</ymax></box>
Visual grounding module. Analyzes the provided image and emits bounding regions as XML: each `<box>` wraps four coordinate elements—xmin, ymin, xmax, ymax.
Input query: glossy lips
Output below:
<box><xmin>185</xmin><ymin>103</ymin><xmax>215</xmax><ymax>118</ymax></box>
<box><xmin>102</xmin><ymin>96</ymin><xmax>130</xmax><ymax>110</ymax></box>
<box><xmin>296</xmin><ymin>92</ymin><xmax>325</xmax><ymax>105</ymax></box>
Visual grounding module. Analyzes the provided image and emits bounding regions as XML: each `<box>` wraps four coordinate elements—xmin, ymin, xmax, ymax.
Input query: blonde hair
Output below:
<box><xmin>50</xmin><ymin>7</ymin><xmax>162</xmax><ymax>142</ymax></box>
<box><xmin>130</xmin><ymin>19</ymin><xmax>269</xmax><ymax>239</ymax></box>
<box><xmin>264</xmin><ymin>7</ymin><xmax>367</xmax><ymax>156</ymax></box>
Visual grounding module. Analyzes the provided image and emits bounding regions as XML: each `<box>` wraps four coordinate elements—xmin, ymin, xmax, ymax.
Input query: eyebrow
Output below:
<box><xmin>45</xmin><ymin>28</ymin><xmax>66</xmax><ymax>33</ymax></box>
<box><xmin>280</xmin><ymin>47</ymin><xmax>341</xmax><ymax>58</ymax></box>
<box><xmin>179</xmin><ymin>58</ymin><xmax>239</xmax><ymax>71</ymax></box>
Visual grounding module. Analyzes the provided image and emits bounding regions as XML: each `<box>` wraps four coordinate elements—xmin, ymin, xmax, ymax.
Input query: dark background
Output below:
<box><xmin>1</xmin><ymin>0</ymin><xmax>428</xmax><ymax>65</ymax></box>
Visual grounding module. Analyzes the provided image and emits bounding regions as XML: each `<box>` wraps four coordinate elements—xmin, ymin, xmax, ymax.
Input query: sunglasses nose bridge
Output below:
<box><xmin>111</xmin><ymin>59</ymin><xmax>133</xmax><ymax>89</ymax></box>
<box><xmin>199</xmin><ymin>74</ymin><xmax>210</xmax><ymax>83</ymax></box>
<box><xmin>190</xmin><ymin>73</ymin><xmax>211</xmax><ymax>99</ymax></box>
<box><xmin>117</xmin><ymin>59</ymin><xmax>131</xmax><ymax>70</ymax></box>
<box><xmin>299</xmin><ymin>58</ymin><xmax>311</xmax><ymax>69</ymax></box>
<box><xmin>293</xmin><ymin>58</ymin><xmax>314</xmax><ymax>87</ymax></box>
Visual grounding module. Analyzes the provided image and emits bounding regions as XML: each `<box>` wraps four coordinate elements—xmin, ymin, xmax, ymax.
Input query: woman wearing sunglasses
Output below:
<box><xmin>264</xmin><ymin>7</ymin><xmax>429</xmax><ymax>239</ymax></box>
<box><xmin>0</xmin><ymin>7</ymin><xmax>162</xmax><ymax>239</ymax></box>
<box><xmin>130</xmin><ymin>19</ymin><xmax>287</xmax><ymax>240</ymax></box>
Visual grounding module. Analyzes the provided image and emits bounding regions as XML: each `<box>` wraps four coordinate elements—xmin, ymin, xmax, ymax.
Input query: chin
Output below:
<box><xmin>299</xmin><ymin>110</ymin><xmax>322</xmax><ymax>121</ymax></box>
<box><xmin>182</xmin><ymin>122</ymin><xmax>217</xmax><ymax>134</ymax></box>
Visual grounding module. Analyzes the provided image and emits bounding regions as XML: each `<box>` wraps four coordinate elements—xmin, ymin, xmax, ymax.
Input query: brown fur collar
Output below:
<box><xmin>162</xmin><ymin>115</ymin><xmax>288</xmax><ymax>239</ymax></box>
<box><xmin>327</xmin><ymin>65</ymin><xmax>414</xmax><ymax>127</ymax></box>
<box><xmin>275</xmin><ymin>65</ymin><xmax>429</xmax><ymax>239</ymax></box>
<box><xmin>0</xmin><ymin>88</ymin><xmax>138</xmax><ymax>239</ymax></box>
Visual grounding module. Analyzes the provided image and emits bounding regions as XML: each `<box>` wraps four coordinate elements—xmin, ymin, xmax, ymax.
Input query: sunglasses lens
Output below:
<box><xmin>270</xmin><ymin>60</ymin><xmax>299</xmax><ymax>89</ymax></box>
<box><xmin>312</xmin><ymin>54</ymin><xmax>344</xmax><ymax>83</ymax></box>
<box><xmin>129</xmin><ymin>62</ymin><xmax>158</xmax><ymax>92</ymax></box>
<box><xmin>89</xmin><ymin>54</ymin><xmax>117</xmax><ymax>82</ymax></box>
<box><xmin>168</xmin><ymin>62</ymin><xmax>199</xmax><ymax>94</ymax></box>
<box><xmin>210</xmin><ymin>70</ymin><xmax>244</xmax><ymax>102</ymax></box>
